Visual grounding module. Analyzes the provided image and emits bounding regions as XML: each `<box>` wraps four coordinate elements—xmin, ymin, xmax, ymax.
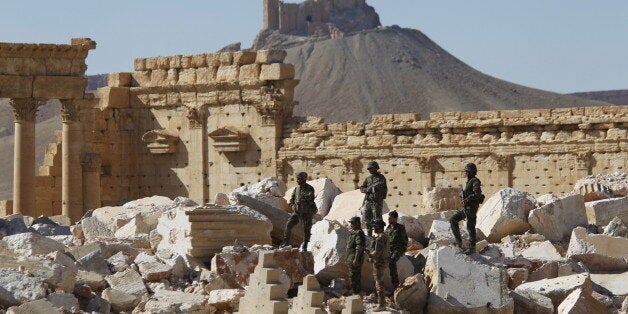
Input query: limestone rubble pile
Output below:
<box><xmin>0</xmin><ymin>173</ymin><xmax>626</xmax><ymax>313</ymax></box>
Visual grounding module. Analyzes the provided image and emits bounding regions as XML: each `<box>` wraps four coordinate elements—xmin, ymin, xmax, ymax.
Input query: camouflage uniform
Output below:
<box><xmin>284</xmin><ymin>183</ymin><xmax>317</xmax><ymax>247</ymax></box>
<box><xmin>385</xmin><ymin>222</ymin><xmax>408</xmax><ymax>288</ymax></box>
<box><xmin>360</xmin><ymin>171</ymin><xmax>387</xmax><ymax>236</ymax></box>
<box><xmin>450</xmin><ymin>176</ymin><xmax>483</xmax><ymax>250</ymax></box>
<box><xmin>370</xmin><ymin>229</ymin><xmax>390</xmax><ymax>308</ymax></box>
<box><xmin>346</xmin><ymin>227</ymin><xmax>366</xmax><ymax>294</ymax></box>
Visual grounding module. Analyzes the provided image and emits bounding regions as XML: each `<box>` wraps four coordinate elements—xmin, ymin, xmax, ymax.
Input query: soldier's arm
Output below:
<box><xmin>355</xmin><ymin>233</ymin><xmax>365</xmax><ymax>260</ymax></box>
<box><xmin>466</xmin><ymin>180</ymin><xmax>482</xmax><ymax>203</ymax></box>
<box><xmin>289</xmin><ymin>188</ymin><xmax>296</xmax><ymax>206</ymax></box>
<box><xmin>359</xmin><ymin>178</ymin><xmax>369</xmax><ymax>193</ymax></box>
<box><xmin>300</xmin><ymin>185</ymin><xmax>315</xmax><ymax>203</ymax></box>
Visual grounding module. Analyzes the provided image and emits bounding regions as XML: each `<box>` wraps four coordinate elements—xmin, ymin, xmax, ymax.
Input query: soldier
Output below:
<box><xmin>346</xmin><ymin>216</ymin><xmax>366</xmax><ymax>295</ymax></box>
<box><xmin>385</xmin><ymin>211</ymin><xmax>408</xmax><ymax>288</ymax></box>
<box><xmin>450</xmin><ymin>162</ymin><xmax>484</xmax><ymax>254</ymax></box>
<box><xmin>369</xmin><ymin>219</ymin><xmax>390</xmax><ymax>311</ymax></box>
<box><xmin>283</xmin><ymin>172</ymin><xmax>317</xmax><ymax>252</ymax></box>
<box><xmin>360</xmin><ymin>161</ymin><xmax>388</xmax><ymax>237</ymax></box>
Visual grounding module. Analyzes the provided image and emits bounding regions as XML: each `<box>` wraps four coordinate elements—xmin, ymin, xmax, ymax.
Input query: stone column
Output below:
<box><xmin>81</xmin><ymin>153</ymin><xmax>101</xmax><ymax>211</ymax></box>
<box><xmin>575</xmin><ymin>152</ymin><xmax>592</xmax><ymax>179</ymax></box>
<box><xmin>186</xmin><ymin>107</ymin><xmax>208</xmax><ymax>205</ymax></box>
<box><xmin>9</xmin><ymin>99</ymin><xmax>42</xmax><ymax>217</ymax></box>
<box><xmin>61</xmin><ymin>100</ymin><xmax>84</xmax><ymax>222</ymax></box>
<box><xmin>417</xmin><ymin>157</ymin><xmax>434</xmax><ymax>191</ymax></box>
<box><xmin>492</xmin><ymin>154</ymin><xmax>513</xmax><ymax>188</ymax></box>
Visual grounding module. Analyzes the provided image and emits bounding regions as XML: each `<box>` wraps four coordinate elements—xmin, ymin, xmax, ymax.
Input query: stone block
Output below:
<box><xmin>206</xmin><ymin>53</ymin><xmax>221</xmax><ymax>67</ymax></box>
<box><xmin>567</xmin><ymin>227</ymin><xmax>628</xmax><ymax>271</ymax></box>
<box><xmin>0</xmin><ymin>75</ymin><xmax>33</xmax><ymax>98</ymax></box>
<box><xmin>216</xmin><ymin>65</ymin><xmax>239</xmax><ymax>82</ymax></box>
<box><xmin>394</xmin><ymin>274</ymin><xmax>428</xmax><ymax>312</ymax></box>
<box><xmin>32</xmin><ymin>76</ymin><xmax>86</xmax><ymax>99</ymax></box>
<box><xmin>98</xmin><ymin>86</ymin><xmax>130</xmax><ymax>109</ymax></box>
<box><xmin>2</xmin><ymin>232</ymin><xmax>67</xmax><ymax>256</ymax></box>
<box><xmin>208</xmin><ymin>289</ymin><xmax>245</xmax><ymax>312</ymax></box>
<box><xmin>239</xmin><ymin>64</ymin><xmax>262</xmax><ymax>81</ymax></box>
<box><xmin>46</xmin><ymin>292</ymin><xmax>79</xmax><ymax>311</ymax></box>
<box><xmin>510</xmin><ymin>290</ymin><xmax>553</xmax><ymax>314</ymax></box>
<box><xmin>256</xmin><ymin>50</ymin><xmax>287</xmax><ymax>64</ymax></box>
<box><xmin>178</xmin><ymin>68</ymin><xmax>197</xmax><ymax>85</ymax></box>
<box><xmin>144</xmin><ymin>290</ymin><xmax>213</xmax><ymax>313</ymax></box>
<box><xmin>289</xmin><ymin>275</ymin><xmax>326</xmax><ymax>313</ymax></box>
<box><xmin>196</xmin><ymin>67</ymin><xmax>217</xmax><ymax>84</ymax></box>
<box><xmin>260</xmin><ymin>63</ymin><xmax>295</xmax><ymax>81</ymax></box>
<box><xmin>326</xmin><ymin>189</ymin><xmax>390</xmax><ymax>227</ymax></box>
<box><xmin>515</xmin><ymin>273</ymin><xmax>593</xmax><ymax>308</ymax></box>
<box><xmin>105</xmin><ymin>268</ymin><xmax>148</xmax><ymax>297</ymax></box>
<box><xmin>234</xmin><ymin>51</ymin><xmax>257</xmax><ymax>65</ymax></box>
<box><xmin>421</xmin><ymin>187</ymin><xmax>463</xmax><ymax>214</ymax></box>
<box><xmin>220</xmin><ymin>52</ymin><xmax>233</xmax><ymax>65</ymax></box>
<box><xmin>191</xmin><ymin>54</ymin><xmax>207</xmax><ymax>68</ymax></box>
<box><xmin>131</xmin><ymin>70</ymin><xmax>150</xmax><ymax>87</ymax></box>
<box><xmin>477</xmin><ymin>188</ymin><xmax>536</xmax><ymax>242</ymax></box>
<box><xmin>585</xmin><ymin>197</ymin><xmax>628</xmax><ymax>226</ymax></box>
<box><xmin>521</xmin><ymin>240</ymin><xmax>563</xmax><ymax>262</ymax></box>
<box><xmin>0</xmin><ymin>269</ymin><xmax>47</xmax><ymax>308</ymax></box>
<box><xmin>108</xmin><ymin>72</ymin><xmax>132</xmax><ymax>87</ymax></box>
<box><xmin>237</xmin><ymin>252</ymin><xmax>290</xmax><ymax>313</ymax></box>
<box><xmin>102</xmin><ymin>288</ymin><xmax>139</xmax><ymax>312</ymax></box>
<box><xmin>45</xmin><ymin>58</ymin><xmax>73</xmax><ymax>76</ymax></box>
<box><xmin>6</xmin><ymin>300</ymin><xmax>61</xmax><ymax>314</ymax></box>
<box><xmin>528</xmin><ymin>194</ymin><xmax>587</xmax><ymax>241</ymax></box>
<box><xmin>558</xmin><ymin>288</ymin><xmax>612</xmax><ymax>314</ymax></box>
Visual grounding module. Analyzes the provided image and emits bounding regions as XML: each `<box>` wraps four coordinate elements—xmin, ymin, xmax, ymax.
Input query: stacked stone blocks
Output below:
<box><xmin>238</xmin><ymin>251</ymin><xmax>290</xmax><ymax>314</ymax></box>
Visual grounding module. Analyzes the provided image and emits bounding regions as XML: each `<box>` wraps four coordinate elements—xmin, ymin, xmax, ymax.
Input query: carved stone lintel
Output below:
<box><xmin>60</xmin><ymin>99</ymin><xmax>80</xmax><ymax>123</ymax></box>
<box><xmin>575</xmin><ymin>151</ymin><xmax>592</xmax><ymax>170</ymax></box>
<box><xmin>9</xmin><ymin>98</ymin><xmax>45</xmax><ymax>122</ymax></box>
<box><xmin>490</xmin><ymin>154</ymin><xmax>513</xmax><ymax>171</ymax></box>
<box><xmin>186</xmin><ymin>106</ymin><xmax>206</xmax><ymax>129</ymax></box>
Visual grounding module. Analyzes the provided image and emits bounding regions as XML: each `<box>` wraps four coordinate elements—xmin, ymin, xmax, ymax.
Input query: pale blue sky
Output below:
<box><xmin>1</xmin><ymin>0</ymin><xmax>626</xmax><ymax>93</ymax></box>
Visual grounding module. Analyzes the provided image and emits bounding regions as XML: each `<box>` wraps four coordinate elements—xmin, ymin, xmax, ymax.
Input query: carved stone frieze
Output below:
<box><xmin>185</xmin><ymin>106</ymin><xmax>206</xmax><ymax>129</ymax></box>
<box><xmin>9</xmin><ymin>98</ymin><xmax>45</xmax><ymax>122</ymax></box>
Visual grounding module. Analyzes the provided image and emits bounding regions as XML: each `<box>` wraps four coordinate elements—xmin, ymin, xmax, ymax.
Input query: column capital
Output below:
<box><xmin>60</xmin><ymin>99</ymin><xmax>80</xmax><ymax>122</ymax></box>
<box><xmin>185</xmin><ymin>106</ymin><xmax>206</xmax><ymax>129</ymax></box>
<box><xmin>490</xmin><ymin>153</ymin><xmax>513</xmax><ymax>171</ymax></box>
<box><xmin>9</xmin><ymin>98</ymin><xmax>45</xmax><ymax>122</ymax></box>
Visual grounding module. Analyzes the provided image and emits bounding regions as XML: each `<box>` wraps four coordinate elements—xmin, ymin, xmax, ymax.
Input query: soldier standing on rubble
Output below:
<box><xmin>360</xmin><ymin>161</ymin><xmax>388</xmax><ymax>237</ymax></box>
<box><xmin>369</xmin><ymin>219</ymin><xmax>390</xmax><ymax>311</ymax></box>
<box><xmin>346</xmin><ymin>216</ymin><xmax>366</xmax><ymax>295</ymax></box>
<box><xmin>450</xmin><ymin>162</ymin><xmax>485</xmax><ymax>254</ymax></box>
<box><xmin>282</xmin><ymin>172</ymin><xmax>317</xmax><ymax>252</ymax></box>
<box><xmin>385</xmin><ymin>211</ymin><xmax>408</xmax><ymax>289</ymax></box>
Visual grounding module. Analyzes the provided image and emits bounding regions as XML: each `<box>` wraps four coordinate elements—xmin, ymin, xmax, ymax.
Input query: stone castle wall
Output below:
<box><xmin>279</xmin><ymin>108</ymin><xmax>628</xmax><ymax>215</ymax></box>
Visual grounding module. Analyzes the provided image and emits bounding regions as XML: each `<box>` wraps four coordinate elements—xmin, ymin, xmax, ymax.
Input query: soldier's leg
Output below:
<box><xmin>283</xmin><ymin>213</ymin><xmax>299</xmax><ymax>245</ymax></box>
<box><xmin>364</xmin><ymin>203</ymin><xmax>374</xmax><ymax>237</ymax></box>
<box><xmin>374</xmin><ymin>200</ymin><xmax>384</xmax><ymax>222</ymax></box>
<box><xmin>301</xmin><ymin>213</ymin><xmax>313</xmax><ymax>251</ymax></box>
<box><xmin>449</xmin><ymin>208</ymin><xmax>466</xmax><ymax>247</ymax></box>
<box><xmin>389</xmin><ymin>256</ymin><xmax>399</xmax><ymax>288</ymax></box>
<box><xmin>466</xmin><ymin>210</ymin><xmax>477</xmax><ymax>253</ymax></box>
<box><xmin>374</xmin><ymin>263</ymin><xmax>387</xmax><ymax>308</ymax></box>
<box><xmin>349</xmin><ymin>264</ymin><xmax>362</xmax><ymax>294</ymax></box>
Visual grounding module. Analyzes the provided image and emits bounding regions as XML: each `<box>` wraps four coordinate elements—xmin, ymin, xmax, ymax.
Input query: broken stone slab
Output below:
<box><xmin>603</xmin><ymin>217</ymin><xmax>627</xmax><ymax>237</ymax></box>
<box><xmin>214</xmin><ymin>193</ymin><xmax>230</xmax><ymax>206</ymax></box>
<box><xmin>574</xmin><ymin>172</ymin><xmax>628</xmax><ymax>201</ymax></box>
<box><xmin>157</xmin><ymin>251</ymin><xmax>207</xmax><ymax>280</ymax></box>
<box><xmin>585</xmin><ymin>197</ymin><xmax>628</xmax><ymax>226</ymax></box>
<box><xmin>46</xmin><ymin>250</ymin><xmax>78</xmax><ymax>271</ymax></box>
<box><xmin>47</xmin><ymin>292</ymin><xmax>79</xmax><ymax>312</ymax></box>
<box><xmin>201</xmin><ymin>270</ymin><xmax>243</xmax><ymax>292</ymax></box>
<box><xmin>76</xmin><ymin>270</ymin><xmax>107</xmax><ymax>291</ymax></box>
<box><xmin>360</xmin><ymin>255</ymin><xmax>415</xmax><ymax>293</ymax></box>
<box><xmin>421</xmin><ymin>186</ymin><xmax>463</xmax><ymax>215</ymax></box>
<box><xmin>0</xmin><ymin>253</ymin><xmax>76</xmax><ymax>293</ymax></box>
<box><xmin>91</xmin><ymin>196</ymin><xmax>176</xmax><ymax>234</ymax></box>
<box><xmin>528</xmin><ymin>194</ymin><xmax>588</xmax><ymax>241</ymax></box>
<box><xmin>507</xmin><ymin>268</ymin><xmax>529</xmax><ymax>289</ymax></box>
<box><xmin>415</xmin><ymin>210</ymin><xmax>456</xmax><ymax>239</ymax></box>
<box><xmin>102</xmin><ymin>288</ymin><xmax>140</xmax><ymax>312</ymax></box>
<box><xmin>326</xmin><ymin>189</ymin><xmax>390</xmax><ymax>227</ymax></box>
<box><xmin>522</xmin><ymin>240</ymin><xmax>563</xmax><ymax>262</ymax></box>
<box><xmin>590</xmin><ymin>272</ymin><xmax>628</xmax><ymax>297</ymax></box>
<box><xmin>6</xmin><ymin>299</ymin><xmax>61</xmax><ymax>314</ymax></box>
<box><xmin>232</xmin><ymin>193</ymin><xmax>299</xmax><ymax>244</ymax></box>
<box><xmin>424</xmin><ymin>246</ymin><xmax>513</xmax><ymax>313</ymax></box>
<box><xmin>0</xmin><ymin>216</ymin><xmax>29</xmax><ymax>237</ymax></box>
<box><xmin>107</xmin><ymin>251</ymin><xmax>132</xmax><ymax>273</ymax></box>
<box><xmin>208</xmin><ymin>289</ymin><xmax>245</xmax><ymax>312</ymax></box>
<box><xmin>509</xmin><ymin>290</ymin><xmax>553</xmax><ymax>314</ymax></box>
<box><xmin>528</xmin><ymin>261</ymin><xmax>559</xmax><ymax>282</ymax></box>
<box><xmin>476</xmin><ymin>188</ymin><xmax>536</xmax><ymax>242</ymax></box>
<box><xmin>114</xmin><ymin>217</ymin><xmax>151</xmax><ymax>239</ymax></box>
<box><xmin>285</xmin><ymin>178</ymin><xmax>342</xmax><ymax>217</ymax></box>
<box><xmin>2</xmin><ymin>232</ymin><xmax>67</xmax><ymax>256</ymax></box>
<box><xmin>427</xmin><ymin>219</ymin><xmax>484</xmax><ymax>247</ymax></box>
<box><xmin>105</xmin><ymin>268</ymin><xmax>148</xmax><ymax>297</ymax></box>
<box><xmin>230</xmin><ymin>178</ymin><xmax>290</xmax><ymax>211</ymax></box>
<box><xmin>0</xmin><ymin>269</ymin><xmax>47</xmax><ymax>308</ymax></box>
<box><xmin>143</xmin><ymin>290</ymin><xmax>212</xmax><ymax>313</ymax></box>
<box><xmin>515</xmin><ymin>273</ymin><xmax>593</xmax><ymax>308</ymax></box>
<box><xmin>81</xmin><ymin>216</ymin><xmax>114</xmax><ymax>240</ymax></box>
<box><xmin>307</xmin><ymin>219</ymin><xmax>351</xmax><ymax>286</ymax></box>
<box><xmin>566</xmin><ymin>227</ymin><xmax>628</xmax><ymax>271</ymax></box>
<box><xmin>156</xmin><ymin>204</ymin><xmax>272</xmax><ymax>262</ymax></box>
<box><xmin>557</xmin><ymin>288</ymin><xmax>612</xmax><ymax>314</ymax></box>
<box><xmin>394</xmin><ymin>274</ymin><xmax>428</xmax><ymax>313</ymax></box>
<box><xmin>76</xmin><ymin>249</ymin><xmax>111</xmax><ymax>275</ymax></box>
<box><xmin>30</xmin><ymin>223</ymin><xmax>71</xmax><ymax>237</ymax></box>
<box><xmin>138</xmin><ymin>261</ymin><xmax>174</xmax><ymax>282</ymax></box>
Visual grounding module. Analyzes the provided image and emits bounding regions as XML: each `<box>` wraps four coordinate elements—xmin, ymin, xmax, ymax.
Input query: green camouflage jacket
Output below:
<box><xmin>346</xmin><ymin>229</ymin><xmax>366</xmax><ymax>264</ymax></box>
<box><xmin>360</xmin><ymin>172</ymin><xmax>388</xmax><ymax>202</ymax></box>
<box><xmin>385</xmin><ymin>222</ymin><xmax>408</xmax><ymax>257</ymax></box>
<box><xmin>290</xmin><ymin>183</ymin><xmax>317</xmax><ymax>215</ymax></box>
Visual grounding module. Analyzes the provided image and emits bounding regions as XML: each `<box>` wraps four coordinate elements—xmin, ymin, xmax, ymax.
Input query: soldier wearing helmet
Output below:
<box><xmin>359</xmin><ymin>161</ymin><xmax>388</xmax><ymax>237</ymax></box>
<box><xmin>450</xmin><ymin>162</ymin><xmax>485</xmax><ymax>254</ymax></box>
<box><xmin>283</xmin><ymin>172</ymin><xmax>317</xmax><ymax>252</ymax></box>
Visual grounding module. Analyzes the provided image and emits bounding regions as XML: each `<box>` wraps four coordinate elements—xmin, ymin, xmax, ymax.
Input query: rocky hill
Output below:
<box><xmin>570</xmin><ymin>89</ymin><xmax>628</xmax><ymax>105</ymax></box>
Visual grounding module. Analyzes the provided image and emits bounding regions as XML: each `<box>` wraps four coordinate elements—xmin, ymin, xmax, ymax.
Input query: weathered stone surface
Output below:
<box><xmin>557</xmin><ymin>288</ymin><xmax>612</xmax><ymax>314</ymax></box>
<box><xmin>326</xmin><ymin>189</ymin><xmax>390</xmax><ymax>226</ymax></box>
<box><xmin>143</xmin><ymin>290</ymin><xmax>212</xmax><ymax>313</ymax></box>
<box><xmin>0</xmin><ymin>217</ymin><xmax>29</xmax><ymax>236</ymax></box>
<box><xmin>476</xmin><ymin>188</ymin><xmax>536</xmax><ymax>242</ymax></box>
<box><xmin>214</xmin><ymin>193</ymin><xmax>230</xmax><ymax>206</ymax></box>
<box><xmin>237</xmin><ymin>252</ymin><xmax>290</xmax><ymax>313</ymax></box>
<box><xmin>107</xmin><ymin>251</ymin><xmax>132</xmax><ymax>273</ymax></box>
<box><xmin>424</xmin><ymin>246</ymin><xmax>513</xmax><ymax>313</ymax></box>
<box><xmin>307</xmin><ymin>220</ymin><xmax>351</xmax><ymax>286</ymax></box>
<box><xmin>75</xmin><ymin>270</ymin><xmax>107</xmax><ymax>291</ymax></box>
<box><xmin>603</xmin><ymin>217</ymin><xmax>627</xmax><ymax>237</ymax></box>
<box><xmin>102</xmin><ymin>288</ymin><xmax>139</xmax><ymax>312</ymax></box>
<box><xmin>528</xmin><ymin>194</ymin><xmax>587</xmax><ymax>241</ymax></box>
<box><xmin>507</xmin><ymin>268</ymin><xmax>528</xmax><ymax>289</ymax></box>
<box><xmin>138</xmin><ymin>261</ymin><xmax>174</xmax><ymax>282</ymax></box>
<box><xmin>528</xmin><ymin>261</ymin><xmax>559</xmax><ymax>282</ymax></box>
<box><xmin>590</xmin><ymin>272</ymin><xmax>628</xmax><ymax>297</ymax></box>
<box><xmin>566</xmin><ymin>227</ymin><xmax>628</xmax><ymax>271</ymax></box>
<box><xmin>105</xmin><ymin>268</ymin><xmax>148</xmax><ymax>297</ymax></box>
<box><xmin>81</xmin><ymin>216</ymin><xmax>114</xmax><ymax>240</ymax></box>
<box><xmin>256</xmin><ymin>50</ymin><xmax>287</xmax><ymax>64</ymax></box>
<box><xmin>2</xmin><ymin>232</ymin><xmax>66</xmax><ymax>256</ymax></box>
<box><xmin>585</xmin><ymin>197</ymin><xmax>628</xmax><ymax>226</ymax></box>
<box><xmin>232</xmin><ymin>193</ymin><xmax>299</xmax><ymax>244</ymax></box>
<box><xmin>208</xmin><ymin>289</ymin><xmax>245</xmax><ymax>311</ymax></box>
<box><xmin>232</xmin><ymin>178</ymin><xmax>290</xmax><ymax>211</ymax></box>
<box><xmin>285</xmin><ymin>178</ymin><xmax>341</xmax><ymax>217</ymax></box>
<box><xmin>415</xmin><ymin>210</ymin><xmax>456</xmax><ymax>237</ymax></box>
<box><xmin>574</xmin><ymin>172</ymin><xmax>628</xmax><ymax>201</ymax></box>
<box><xmin>515</xmin><ymin>273</ymin><xmax>593</xmax><ymax>307</ymax></box>
<box><xmin>47</xmin><ymin>292</ymin><xmax>79</xmax><ymax>311</ymax></box>
<box><xmin>76</xmin><ymin>249</ymin><xmax>111</xmax><ymax>275</ymax></box>
<box><xmin>114</xmin><ymin>217</ymin><xmax>151</xmax><ymax>238</ymax></box>
<box><xmin>0</xmin><ymin>269</ymin><xmax>47</xmax><ymax>307</ymax></box>
<box><xmin>522</xmin><ymin>240</ymin><xmax>563</xmax><ymax>262</ymax></box>
<box><xmin>289</xmin><ymin>275</ymin><xmax>325</xmax><ymax>314</ymax></box>
<box><xmin>427</xmin><ymin>219</ymin><xmax>483</xmax><ymax>247</ymax></box>
<box><xmin>6</xmin><ymin>299</ymin><xmax>61</xmax><ymax>314</ymax></box>
<box><xmin>201</xmin><ymin>270</ymin><xmax>243</xmax><ymax>292</ymax></box>
<box><xmin>421</xmin><ymin>186</ymin><xmax>463</xmax><ymax>214</ymax></box>
<box><xmin>510</xmin><ymin>290</ymin><xmax>554</xmax><ymax>314</ymax></box>
<box><xmin>394</xmin><ymin>274</ymin><xmax>428</xmax><ymax>313</ymax></box>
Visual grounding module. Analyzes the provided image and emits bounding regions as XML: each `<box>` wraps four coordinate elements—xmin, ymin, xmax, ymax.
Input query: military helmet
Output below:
<box><xmin>389</xmin><ymin>210</ymin><xmax>398</xmax><ymax>218</ymax></box>
<box><xmin>367</xmin><ymin>161</ymin><xmax>380</xmax><ymax>170</ymax></box>
<box><xmin>349</xmin><ymin>216</ymin><xmax>361</xmax><ymax>224</ymax></box>
<box><xmin>296</xmin><ymin>172</ymin><xmax>308</xmax><ymax>180</ymax></box>
<box><xmin>372</xmin><ymin>219</ymin><xmax>386</xmax><ymax>228</ymax></box>
<box><xmin>464</xmin><ymin>162</ymin><xmax>477</xmax><ymax>173</ymax></box>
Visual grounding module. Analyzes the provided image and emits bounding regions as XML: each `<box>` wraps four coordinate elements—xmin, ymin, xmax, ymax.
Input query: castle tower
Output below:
<box><xmin>264</xmin><ymin>0</ymin><xmax>280</xmax><ymax>30</ymax></box>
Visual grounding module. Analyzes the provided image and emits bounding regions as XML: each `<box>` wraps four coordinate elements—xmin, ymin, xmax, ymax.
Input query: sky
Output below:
<box><xmin>0</xmin><ymin>0</ymin><xmax>626</xmax><ymax>94</ymax></box>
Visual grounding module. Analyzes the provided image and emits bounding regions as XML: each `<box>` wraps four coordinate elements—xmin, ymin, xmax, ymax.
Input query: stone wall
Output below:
<box><xmin>278</xmin><ymin>107</ymin><xmax>628</xmax><ymax>215</ymax></box>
